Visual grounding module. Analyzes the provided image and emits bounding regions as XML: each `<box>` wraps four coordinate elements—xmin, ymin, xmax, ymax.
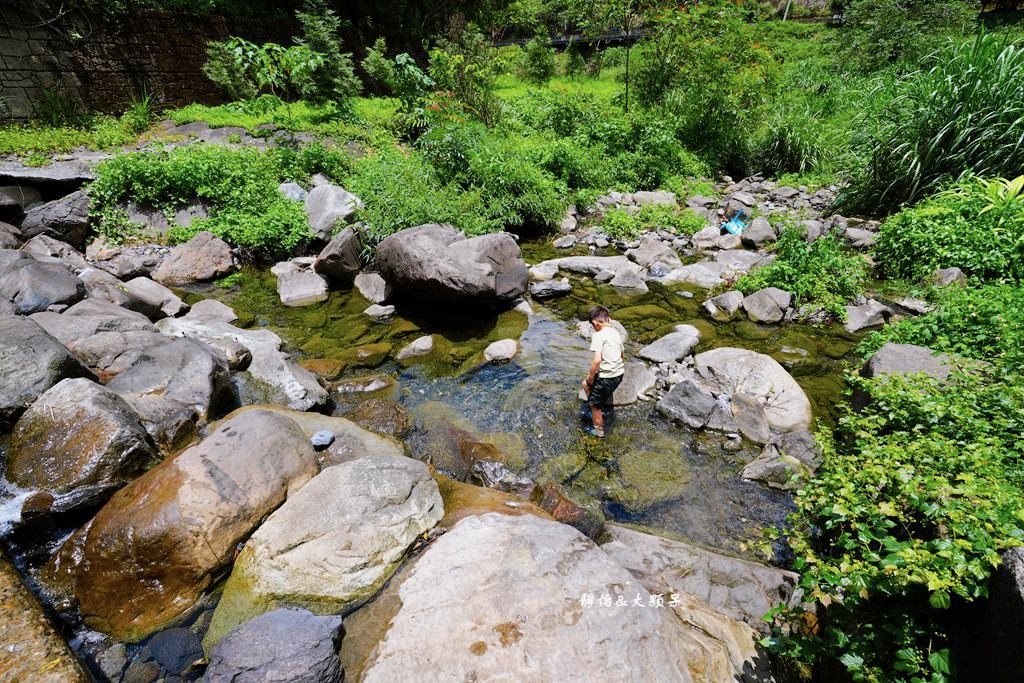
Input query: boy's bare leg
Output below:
<box><xmin>592</xmin><ymin>405</ymin><xmax>604</xmax><ymax>432</ymax></box>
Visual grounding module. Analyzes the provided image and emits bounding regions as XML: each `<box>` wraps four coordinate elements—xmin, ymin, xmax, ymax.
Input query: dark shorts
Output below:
<box><xmin>588</xmin><ymin>374</ymin><xmax>623</xmax><ymax>408</ymax></box>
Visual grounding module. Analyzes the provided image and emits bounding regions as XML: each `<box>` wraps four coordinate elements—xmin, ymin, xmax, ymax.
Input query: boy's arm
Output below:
<box><xmin>585</xmin><ymin>350</ymin><xmax>602</xmax><ymax>386</ymax></box>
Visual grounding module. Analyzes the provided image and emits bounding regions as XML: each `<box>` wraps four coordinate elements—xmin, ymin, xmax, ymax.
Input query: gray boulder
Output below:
<box><xmin>156</xmin><ymin>317</ymin><xmax>328</xmax><ymax>412</ymax></box>
<box><xmin>6</xmin><ymin>378</ymin><xmax>157</xmax><ymax>498</ymax></box>
<box><xmin>204</xmin><ymin>608</ymin><xmax>343</xmax><ymax>683</ymax></box>
<box><xmin>661</xmin><ymin>261</ymin><xmax>729</xmax><ymax>289</ymax></box>
<box><xmin>203</xmin><ymin>455</ymin><xmax>443</xmax><ymax>648</ymax></box>
<box><xmin>626</xmin><ymin>236</ymin><xmax>682</xmax><ymax>269</ymax></box>
<box><xmin>19</xmin><ymin>190</ymin><xmax>91</xmax><ymax>249</ymax></box>
<box><xmin>632</xmin><ymin>190</ymin><xmax>676</xmax><ymax>206</ymax></box>
<box><xmin>845</xmin><ymin>227</ymin><xmax>876</xmax><ymax>249</ymax></box>
<box><xmin>741</xmin><ymin>217</ymin><xmax>776</xmax><ymax>249</ymax></box>
<box><xmin>0</xmin><ymin>185</ymin><xmax>42</xmax><ymax>218</ymax></box>
<box><xmin>353</xmin><ymin>272</ymin><xmax>390</xmax><ymax>304</ymax></box>
<box><xmin>305</xmin><ymin>185</ymin><xmax>363</xmax><ymax>240</ymax></box>
<box><xmin>637</xmin><ymin>325</ymin><xmax>701</xmax><ymax>363</ymax></box>
<box><xmin>152</xmin><ymin>231</ymin><xmax>236</xmax><ymax>286</ymax></box>
<box><xmin>0</xmin><ymin>257</ymin><xmax>84</xmax><ymax>314</ymax></box>
<box><xmin>360</xmin><ymin>513</ymin><xmax>695</xmax><ymax>683</ymax></box>
<box><xmin>0</xmin><ymin>221</ymin><xmax>23</xmax><ymax>249</ymax></box>
<box><xmin>742</xmin><ymin>287</ymin><xmax>791</xmax><ymax>324</ymax></box>
<box><xmin>376</xmin><ymin>224</ymin><xmax>528</xmax><ymax>306</ymax></box>
<box><xmin>843</xmin><ymin>300</ymin><xmax>892</xmax><ymax>333</ymax></box>
<box><xmin>703</xmin><ymin>290</ymin><xmax>744</xmax><ymax>321</ymax></box>
<box><xmin>932</xmin><ymin>267</ymin><xmax>966</xmax><ymax>287</ymax></box>
<box><xmin>609</xmin><ymin>264</ymin><xmax>649</xmax><ymax>292</ymax></box>
<box><xmin>276</xmin><ymin>269</ymin><xmax>329</xmax><ymax>307</ymax></box>
<box><xmin>862</xmin><ymin>342</ymin><xmax>953</xmax><ymax>382</ymax></box>
<box><xmin>730</xmin><ymin>391</ymin><xmax>771</xmax><ymax>444</ymax></box>
<box><xmin>537</xmin><ymin>255</ymin><xmax>631</xmax><ymax>276</ymax></box>
<box><xmin>691</xmin><ymin>225</ymin><xmax>723</xmax><ymax>251</ymax></box>
<box><xmin>0</xmin><ymin>315</ymin><xmax>93</xmax><ymax>427</ymax></box>
<box><xmin>741</xmin><ymin>429</ymin><xmax>820</xmax><ymax>490</ymax></box>
<box><xmin>657</xmin><ymin>379</ymin><xmax>736</xmax><ymax>432</ymax></box>
<box><xmin>22</xmin><ymin>235</ymin><xmax>89</xmax><ymax>270</ymax></box>
<box><xmin>120</xmin><ymin>277</ymin><xmax>190</xmax><ymax>318</ymax></box>
<box><xmin>30</xmin><ymin>304</ymin><xmax>163</xmax><ymax>374</ymax></box>
<box><xmin>529</xmin><ymin>277</ymin><xmax>571</xmax><ymax>299</ymax></box>
<box><xmin>611</xmin><ymin>361</ymin><xmax>657</xmax><ymax>405</ymax></box>
<box><xmin>600</xmin><ymin>523</ymin><xmax>798</xmax><ymax>633</ymax></box>
<box><xmin>106</xmin><ymin>338</ymin><xmax>235</xmax><ymax>423</ymax></box>
<box><xmin>695</xmin><ymin>347</ymin><xmax>812</xmax><ymax>433</ymax></box>
<box><xmin>313</xmin><ymin>227</ymin><xmax>361</xmax><ymax>286</ymax></box>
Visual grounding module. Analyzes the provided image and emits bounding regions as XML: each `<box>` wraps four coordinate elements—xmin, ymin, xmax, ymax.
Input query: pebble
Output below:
<box><xmin>310</xmin><ymin>430</ymin><xmax>335</xmax><ymax>450</ymax></box>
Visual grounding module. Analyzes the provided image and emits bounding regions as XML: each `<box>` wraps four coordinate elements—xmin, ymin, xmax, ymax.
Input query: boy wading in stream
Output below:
<box><xmin>581</xmin><ymin>305</ymin><xmax>624</xmax><ymax>438</ymax></box>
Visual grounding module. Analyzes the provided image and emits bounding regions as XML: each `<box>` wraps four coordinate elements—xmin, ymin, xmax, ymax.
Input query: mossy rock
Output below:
<box><xmin>434</xmin><ymin>474</ymin><xmax>551</xmax><ymax>527</ymax></box>
<box><xmin>297</xmin><ymin>358</ymin><xmax>347</xmax><ymax>381</ymax></box>
<box><xmin>615</xmin><ymin>305</ymin><xmax>674</xmax><ymax>331</ymax></box>
<box><xmin>344</xmin><ymin>342</ymin><xmax>392</xmax><ymax>368</ymax></box>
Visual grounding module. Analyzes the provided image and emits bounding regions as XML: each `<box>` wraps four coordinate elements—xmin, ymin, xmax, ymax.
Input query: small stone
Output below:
<box><xmin>310</xmin><ymin>430</ymin><xmax>335</xmax><ymax>450</ymax></box>
<box><xmin>364</xmin><ymin>304</ymin><xmax>396</xmax><ymax>321</ymax></box>
<box><xmin>484</xmin><ymin>339</ymin><xmax>518</xmax><ymax>362</ymax></box>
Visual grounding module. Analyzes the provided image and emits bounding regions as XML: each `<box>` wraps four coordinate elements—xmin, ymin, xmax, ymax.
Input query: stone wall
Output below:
<box><xmin>0</xmin><ymin>2</ymin><xmax>292</xmax><ymax>121</ymax></box>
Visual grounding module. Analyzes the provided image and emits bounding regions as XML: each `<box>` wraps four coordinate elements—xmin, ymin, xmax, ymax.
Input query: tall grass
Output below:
<box><xmin>840</xmin><ymin>32</ymin><xmax>1024</xmax><ymax>214</ymax></box>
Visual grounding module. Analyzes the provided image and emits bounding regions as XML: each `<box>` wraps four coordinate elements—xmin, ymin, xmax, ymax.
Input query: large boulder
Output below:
<box><xmin>636</xmin><ymin>325</ymin><xmax>701</xmax><ymax>363</ymax></box>
<box><xmin>152</xmin><ymin>231</ymin><xmax>236</xmax><ymax>286</ymax></box>
<box><xmin>359</xmin><ymin>513</ymin><xmax>694</xmax><ymax>682</ymax></box>
<box><xmin>694</xmin><ymin>348</ymin><xmax>812</xmax><ymax>433</ymax></box>
<box><xmin>657</xmin><ymin>379</ymin><xmax>736</xmax><ymax>433</ymax></box>
<box><xmin>46</xmin><ymin>410</ymin><xmax>319</xmax><ymax>642</ymax></box>
<box><xmin>626</xmin><ymin>236</ymin><xmax>683</xmax><ymax>269</ymax></box>
<box><xmin>741</xmin><ymin>287</ymin><xmax>791</xmax><ymax>324</ymax></box>
<box><xmin>861</xmin><ymin>342</ymin><xmax>954</xmax><ymax>382</ymax></box>
<box><xmin>600</xmin><ymin>523</ymin><xmax>798</xmax><ymax>633</ymax></box>
<box><xmin>19</xmin><ymin>190</ymin><xmax>91</xmax><ymax>248</ymax></box>
<box><xmin>120</xmin><ymin>276</ymin><xmax>190</xmax><ymax>319</ymax></box>
<box><xmin>313</xmin><ymin>227</ymin><xmax>361</xmax><ymax>286</ymax></box>
<box><xmin>22</xmin><ymin>234</ymin><xmax>89</xmax><ymax>270</ymax></box>
<box><xmin>7</xmin><ymin>378</ymin><xmax>157</xmax><ymax>499</ymax></box>
<box><xmin>105</xmin><ymin>337</ymin><xmax>236</xmax><ymax>423</ymax></box>
<box><xmin>740</xmin><ymin>217</ymin><xmax>776</xmax><ymax>249</ymax></box>
<box><xmin>611</xmin><ymin>361</ymin><xmax>657</xmax><ymax>406</ymax></box>
<box><xmin>204</xmin><ymin>455</ymin><xmax>443</xmax><ymax>649</ymax></box>
<box><xmin>204</xmin><ymin>608</ymin><xmax>344</xmax><ymax>683</ymax></box>
<box><xmin>305</xmin><ymin>185</ymin><xmax>363</xmax><ymax>241</ymax></box>
<box><xmin>157</xmin><ymin>318</ymin><xmax>328</xmax><ymax>412</ymax></box>
<box><xmin>375</xmin><ymin>224</ymin><xmax>528</xmax><ymax>306</ymax></box>
<box><xmin>0</xmin><ymin>315</ymin><xmax>93</xmax><ymax>428</ymax></box>
<box><xmin>703</xmin><ymin>290</ymin><xmax>744</xmax><ymax>322</ymax></box>
<box><xmin>0</xmin><ymin>256</ymin><xmax>85</xmax><ymax>314</ymax></box>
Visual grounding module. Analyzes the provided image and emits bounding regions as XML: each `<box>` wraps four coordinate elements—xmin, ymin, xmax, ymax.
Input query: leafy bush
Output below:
<box><xmin>563</xmin><ymin>42</ymin><xmax>586</xmax><ymax>78</ymax></box>
<box><xmin>836</xmin><ymin>0</ymin><xmax>980</xmax><ymax>72</ymax></box>
<box><xmin>736</xmin><ymin>227</ymin><xmax>868</xmax><ymax>320</ymax></box>
<box><xmin>597</xmin><ymin>204</ymin><xmax>707</xmax><ymax>240</ymax></box>
<box><xmin>873</xmin><ymin>174</ymin><xmax>1024</xmax><ymax>283</ymax></box>
<box><xmin>840</xmin><ymin>33</ymin><xmax>1024</xmax><ymax>214</ymax></box>
<box><xmin>90</xmin><ymin>143</ymin><xmax>349</xmax><ymax>253</ymax></box>
<box><xmin>521</xmin><ymin>36</ymin><xmax>556</xmax><ymax>84</ymax></box>
<box><xmin>292</xmin><ymin>0</ymin><xmax>361</xmax><ymax>107</ymax></box>
<box><xmin>769</xmin><ymin>284</ymin><xmax>1024</xmax><ymax>682</ymax></box>
<box><xmin>428</xmin><ymin>26</ymin><xmax>500</xmax><ymax>125</ymax></box>
<box><xmin>202</xmin><ymin>41</ymin><xmax>258</xmax><ymax>101</ymax></box>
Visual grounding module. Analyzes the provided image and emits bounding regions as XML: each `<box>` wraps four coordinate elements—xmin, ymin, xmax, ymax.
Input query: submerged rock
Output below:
<box><xmin>204</xmin><ymin>455</ymin><xmax>443</xmax><ymax>649</ymax></box>
<box><xmin>46</xmin><ymin>409</ymin><xmax>318</xmax><ymax>642</ymax></box>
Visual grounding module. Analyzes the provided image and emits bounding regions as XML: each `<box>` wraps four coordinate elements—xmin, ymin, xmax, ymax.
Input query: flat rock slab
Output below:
<box><xmin>360</xmin><ymin>513</ymin><xmax>695</xmax><ymax>682</ymax></box>
<box><xmin>637</xmin><ymin>326</ymin><xmax>701</xmax><ymax>363</ymax></box>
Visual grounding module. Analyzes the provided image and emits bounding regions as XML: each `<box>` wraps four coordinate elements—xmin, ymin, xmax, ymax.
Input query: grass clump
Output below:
<box><xmin>840</xmin><ymin>33</ymin><xmax>1024</xmax><ymax>214</ymax></box>
<box><xmin>736</xmin><ymin>226</ymin><xmax>868</xmax><ymax>320</ymax></box>
<box><xmin>597</xmin><ymin>204</ymin><xmax>707</xmax><ymax>240</ymax></box>
<box><xmin>90</xmin><ymin>142</ymin><xmax>350</xmax><ymax>253</ymax></box>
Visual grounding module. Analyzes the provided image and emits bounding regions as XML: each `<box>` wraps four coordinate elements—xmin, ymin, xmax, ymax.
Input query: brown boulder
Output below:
<box><xmin>51</xmin><ymin>410</ymin><xmax>318</xmax><ymax>641</ymax></box>
<box><xmin>152</xmin><ymin>231</ymin><xmax>236</xmax><ymax>286</ymax></box>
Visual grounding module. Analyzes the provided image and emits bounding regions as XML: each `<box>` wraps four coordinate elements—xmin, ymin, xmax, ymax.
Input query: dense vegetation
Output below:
<box><xmin>6</xmin><ymin>1</ymin><xmax>1024</xmax><ymax>680</ymax></box>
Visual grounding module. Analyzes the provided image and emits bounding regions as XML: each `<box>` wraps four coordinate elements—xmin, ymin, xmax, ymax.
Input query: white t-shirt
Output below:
<box><xmin>590</xmin><ymin>325</ymin><xmax>624</xmax><ymax>378</ymax></box>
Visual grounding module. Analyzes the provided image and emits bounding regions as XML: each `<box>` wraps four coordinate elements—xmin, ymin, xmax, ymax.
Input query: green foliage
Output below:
<box><xmin>873</xmin><ymin>174</ymin><xmax>1024</xmax><ymax>284</ymax></box>
<box><xmin>597</xmin><ymin>204</ymin><xmax>707</xmax><ymax>240</ymax></box>
<box><xmin>428</xmin><ymin>26</ymin><xmax>500</xmax><ymax>125</ymax></box>
<box><xmin>292</xmin><ymin>0</ymin><xmax>361</xmax><ymax>107</ymax></box>
<box><xmin>562</xmin><ymin>42</ymin><xmax>586</xmax><ymax>78</ymax></box>
<box><xmin>632</xmin><ymin>2</ymin><xmax>779</xmax><ymax>170</ymax></box>
<box><xmin>770</xmin><ymin>283</ymin><xmax>1024</xmax><ymax>681</ymax></box>
<box><xmin>202</xmin><ymin>41</ymin><xmax>258</xmax><ymax>100</ymax></box>
<box><xmin>90</xmin><ymin>142</ymin><xmax>349</xmax><ymax>253</ymax></box>
<box><xmin>736</xmin><ymin>227</ymin><xmax>868</xmax><ymax>320</ymax></box>
<box><xmin>752</xmin><ymin>105</ymin><xmax>829</xmax><ymax>175</ymax></box>
<box><xmin>361</xmin><ymin>37</ymin><xmax>394</xmax><ymax>88</ymax></box>
<box><xmin>521</xmin><ymin>36</ymin><xmax>557</xmax><ymax>84</ymax></box>
<box><xmin>837</xmin><ymin>0</ymin><xmax>980</xmax><ymax>72</ymax></box>
<box><xmin>840</xmin><ymin>33</ymin><xmax>1024</xmax><ymax>214</ymax></box>
<box><xmin>0</xmin><ymin>104</ymin><xmax>155</xmax><ymax>157</ymax></box>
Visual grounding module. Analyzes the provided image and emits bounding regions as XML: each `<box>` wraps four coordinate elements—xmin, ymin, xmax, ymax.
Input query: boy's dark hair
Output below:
<box><xmin>589</xmin><ymin>305</ymin><xmax>610</xmax><ymax>323</ymax></box>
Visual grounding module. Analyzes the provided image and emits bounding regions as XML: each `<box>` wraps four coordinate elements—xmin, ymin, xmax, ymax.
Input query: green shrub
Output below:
<box><xmin>292</xmin><ymin>0</ymin><xmax>361</xmax><ymax>108</ymax></box>
<box><xmin>90</xmin><ymin>142</ymin><xmax>348</xmax><ymax>253</ymax></box>
<box><xmin>521</xmin><ymin>36</ymin><xmax>556</xmax><ymax>84</ymax></box>
<box><xmin>202</xmin><ymin>41</ymin><xmax>258</xmax><ymax>100</ymax></box>
<box><xmin>770</xmin><ymin>284</ymin><xmax>1024</xmax><ymax>682</ymax></box>
<box><xmin>873</xmin><ymin>174</ymin><xmax>1024</xmax><ymax>283</ymax></box>
<box><xmin>563</xmin><ymin>42</ymin><xmax>586</xmax><ymax>78</ymax></box>
<box><xmin>736</xmin><ymin>227</ymin><xmax>868</xmax><ymax>320</ymax></box>
<box><xmin>428</xmin><ymin>26</ymin><xmax>500</xmax><ymax>125</ymax></box>
<box><xmin>840</xmin><ymin>33</ymin><xmax>1024</xmax><ymax>214</ymax></box>
<box><xmin>597</xmin><ymin>204</ymin><xmax>706</xmax><ymax>240</ymax></box>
